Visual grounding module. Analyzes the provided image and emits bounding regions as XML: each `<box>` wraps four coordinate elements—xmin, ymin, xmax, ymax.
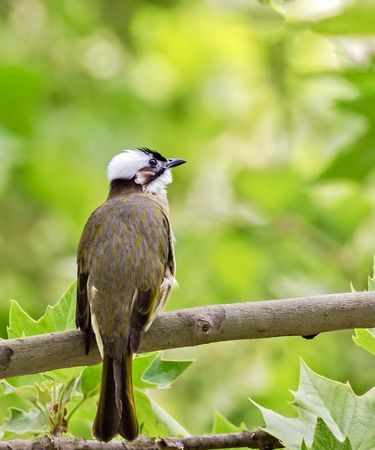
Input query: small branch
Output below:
<box><xmin>0</xmin><ymin>431</ymin><xmax>283</xmax><ymax>449</ymax></box>
<box><xmin>0</xmin><ymin>291</ymin><xmax>375</xmax><ymax>378</ymax></box>
<box><xmin>160</xmin><ymin>430</ymin><xmax>283</xmax><ymax>449</ymax></box>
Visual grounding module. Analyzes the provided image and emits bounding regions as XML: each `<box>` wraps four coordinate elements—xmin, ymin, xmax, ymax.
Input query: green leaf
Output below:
<box><xmin>6</xmin><ymin>281</ymin><xmax>81</xmax><ymax>382</ymax></box>
<box><xmin>133</xmin><ymin>353</ymin><xmax>160</xmax><ymax>389</ymax></box>
<box><xmin>0</xmin><ymin>408</ymin><xmax>48</xmax><ymax>435</ymax></box>
<box><xmin>65</xmin><ymin>396</ymin><xmax>97</xmax><ymax>439</ymax></box>
<box><xmin>305</xmin><ymin>418</ymin><xmax>353</xmax><ymax>450</ymax></box>
<box><xmin>211</xmin><ymin>411</ymin><xmax>241</xmax><ymax>434</ymax></box>
<box><xmin>79</xmin><ymin>352</ymin><xmax>193</xmax><ymax>399</ymax></box>
<box><xmin>42</xmin><ymin>367</ymin><xmax>83</xmax><ymax>383</ymax></box>
<box><xmin>35</xmin><ymin>383</ymin><xmax>51</xmax><ymax>406</ymax></box>
<box><xmin>149</xmin><ymin>395</ymin><xmax>190</xmax><ymax>437</ymax></box>
<box><xmin>319</xmin><ymin>133</ymin><xmax>375</xmax><ymax>182</ymax></box>
<box><xmin>311</xmin><ymin>6</ymin><xmax>375</xmax><ymax>35</ymax></box>
<box><xmin>68</xmin><ymin>416</ymin><xmax>93</xmax><ymax>440</ymax></box>
<box><xmin>0</xmin><ymin>379</ymin><xmax>16</xmax><ymax>395</ymax></box>
<box><xmin>7</xmin><ymin>281</ymin><xmax>76</xmax><ymax>338</ymax></box>
<box><xmin>368</xmin><ymin>277</ymin><xmax>375</xmax><ymax>292</ymax></box>
<box><xmin>0</xmin><ymin>381</ymin><xmax>37</xmax><ymax>403</ymax></box>
<box><xmin>353</xmin><ymin>328</ymin><xmax>375</xmax><ymax>356</ymax></box>
<box><xmin>59</xmin><ymin>377</ymin><xmax>78</xmax><ymax>409</ymax></box>
<box><xmin>211</xmin><ymin>411</ymin><xmax>249</xmax><ymax>450</ymax></box>
<box><xmin>368</xmin><ymin>262</ymin><xmax>375</xmax><ymax>291</ymax></box>
<box><xmin>353</xmin><ymin>264</ymin><xmax>375</xmax><ymax>356</ymax></box>
<box><xmin>135</xmin><ymin>389</ymin><xmax>161</xmax><ymax>437</ymax></box>
<box><xmin>135</xmin><ymin>389</ymin><xmax>189</xmax><ymax>437</ymax></box>
<box><xmin>80</xmin><ymin>364</ymin><xmax>102</xmax><ymax>400</ymax></box>
<box><xmin>253</xmin><ymin>360</ymin><xmax>375</xmax><ymax>450</ymax></box>
<box><xmin>142</xmin><ymin>354</ymin><xmax>193</xmax><ymax>388</ymax></box>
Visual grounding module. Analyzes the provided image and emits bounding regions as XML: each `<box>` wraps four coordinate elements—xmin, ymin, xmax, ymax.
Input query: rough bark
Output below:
<box><xmin>0</xmin><ymin>431</ymin><xmax>283</xmax><ymax>449</ymax></box>
<box><xmin>0</xmin><ymin>291</ymin><xmax>374</xmax><ymax>378</ymax></box>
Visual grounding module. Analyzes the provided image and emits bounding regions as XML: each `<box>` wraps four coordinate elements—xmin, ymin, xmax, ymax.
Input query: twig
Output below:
<box><xmin>0</xmin><ymin>291</ymin><xmax>374</xmax><ymax>378</ymax></box>
<box><xmin>0</xmin><ymin>430</ymin><xmax>283</xmax><ymax>449</ymax></box>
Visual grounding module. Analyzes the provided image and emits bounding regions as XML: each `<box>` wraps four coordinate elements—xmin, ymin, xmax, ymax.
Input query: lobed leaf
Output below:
<box><xmin>302</xmin><ymin>418</ymin><xmax>353</xmax><ymax>450</ymax></box>
<box><xmin>142</xmin><ymin>354</ymin><xmax>193</xmax><ymax>389</ymax></box>
<box><xmin>254</xmin><ymin>360</ymin><xmax>375</xmax><ymax>450</ymax></box>
<box><xmin>211</xmin><ymin>411</ymin><xmax>242</xmax><ymax>434</ymax></box>
<box><xmin>353</xmin><ymin>329</ymin><xmax>375</xmax><ymax>357</ymax></box>
<box><xmin>0</xmin><ymin>407</ymin><xmax>48</xmax><ymax>435</ymax></box>
<box><xmin>0</xmin><ymin>381</ymin><xmax>37</xmax><ymax>403</ymax></box>
<box><xmin>7</xmin><ymin>282</ymin><xmax>76</xmax><ymax>339</ymax></box>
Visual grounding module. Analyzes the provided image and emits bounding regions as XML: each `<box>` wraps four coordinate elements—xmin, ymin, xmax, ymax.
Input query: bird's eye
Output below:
<box><xmin>149</xmin><ymin>158</ymin><xmax>157</xmax><ymax>167</ymax></box>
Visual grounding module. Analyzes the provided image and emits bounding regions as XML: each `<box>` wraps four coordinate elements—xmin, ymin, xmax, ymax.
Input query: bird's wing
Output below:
<box><xmin>76</xmin><ymin>201</ymin><xmax>115</xmax><ymax>354</ymax></box>
<box><xmin>76</xmin><ymin>257</ymin><xmax>93</xmax><ymax>354</ymax></box>
<box><xmin>76</xmin><ymin>205</ymin><xmax>103</xmax><ymax>354</ymax></box>
<box><xmin>128</xmin><ymin>205</ymin><xmax>175</xmax><ymax>353</ymax></box>
<box><xmin>153</xmin><ymin>215</ymin><xmax>176</xmax><ymax>317</ymax></box>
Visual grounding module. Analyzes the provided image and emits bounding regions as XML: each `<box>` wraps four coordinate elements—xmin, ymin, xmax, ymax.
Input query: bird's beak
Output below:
<box><xmin>166</xmin><ymin>158</ymin><xmax>187</xmax><ymax>169</ymax></box>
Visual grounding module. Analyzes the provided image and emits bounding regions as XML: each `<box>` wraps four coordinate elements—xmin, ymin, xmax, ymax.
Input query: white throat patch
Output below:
<box><xmin>144</xmin><ymin>170</ymin><xmax>173</xmax><ymax>195</ymax></box>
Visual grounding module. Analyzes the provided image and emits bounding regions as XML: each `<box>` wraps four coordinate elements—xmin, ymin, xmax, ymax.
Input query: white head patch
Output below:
<box><xmin>107</xmin><ymin>148</ymin><xmax>173</xmax><ymax>195</ymax></box>
<box><xmin>107</xmin><ymin>149</ymin><xmax>150</xmax><ymax>181</ymax></box>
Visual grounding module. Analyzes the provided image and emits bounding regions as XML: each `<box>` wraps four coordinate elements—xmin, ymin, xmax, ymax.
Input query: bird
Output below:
<box><xmin>76</xmin><ymin>148</ymin><xmax>186</xmax><ymax>442</ymax></box>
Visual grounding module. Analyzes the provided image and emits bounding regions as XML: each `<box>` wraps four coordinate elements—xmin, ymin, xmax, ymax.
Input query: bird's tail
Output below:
<box><xmin>93</xmin><ymin>350</ymin><xmax>139</xmax><ymax>442</ymax></box>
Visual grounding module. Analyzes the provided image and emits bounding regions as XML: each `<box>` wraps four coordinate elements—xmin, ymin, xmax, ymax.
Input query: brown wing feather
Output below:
<box><xmin>128</xmin><ymin>210</ymin><xmax>175</xmax><ymax>353</ymax></box>
<box><xmin>76</xmin><ymin>269</ymin><xmax>93</xmax><ymax>354</ymax></box>
<box><xmin>76</xmin><ymin>203</ymin><xmax>106</xmax><ymax>354</ymax></box>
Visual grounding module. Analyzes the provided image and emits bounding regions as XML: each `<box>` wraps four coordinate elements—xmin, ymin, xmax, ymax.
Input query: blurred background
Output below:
<box><xmin>1</xmin><ymin>0</ymin><xmax>375</xmax><ymax>435</ymax></box>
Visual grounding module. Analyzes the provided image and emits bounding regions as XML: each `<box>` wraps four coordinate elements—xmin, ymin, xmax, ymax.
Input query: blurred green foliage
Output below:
<box><xmin>1</xmin><ymin>0</ymin><xmax>375</xmax><ymax>437</ymax></box>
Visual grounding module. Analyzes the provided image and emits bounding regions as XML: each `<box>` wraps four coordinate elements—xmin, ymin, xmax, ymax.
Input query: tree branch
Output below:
<box><xmin>0</xmin><ymin>431</ymin><xmax>283</xmax><ymax>449</ymax></box>
<box><xmin>1</xmin><ymin>291</ymin><xmax>374</xmax><ymax>378</ymax></box>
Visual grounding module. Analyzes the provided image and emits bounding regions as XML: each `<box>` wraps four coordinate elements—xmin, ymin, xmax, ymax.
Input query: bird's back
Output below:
<box><xmin>78</xmin><ymin>192</ymin><xmax>171</xmax><ymax>351</ymax></box>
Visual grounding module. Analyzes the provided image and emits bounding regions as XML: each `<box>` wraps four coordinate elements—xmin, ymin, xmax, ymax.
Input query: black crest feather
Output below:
<box><xmin>136</xmin><ymin>147</ymin><xmax>167</xmax><ymax>162</ymax></box>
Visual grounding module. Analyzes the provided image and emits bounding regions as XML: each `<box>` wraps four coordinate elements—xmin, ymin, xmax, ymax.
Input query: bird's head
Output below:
<box><xmin>108</xmin><ymin>148</ymin><xmax>186</xmax><ymax>195</ymax></box>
